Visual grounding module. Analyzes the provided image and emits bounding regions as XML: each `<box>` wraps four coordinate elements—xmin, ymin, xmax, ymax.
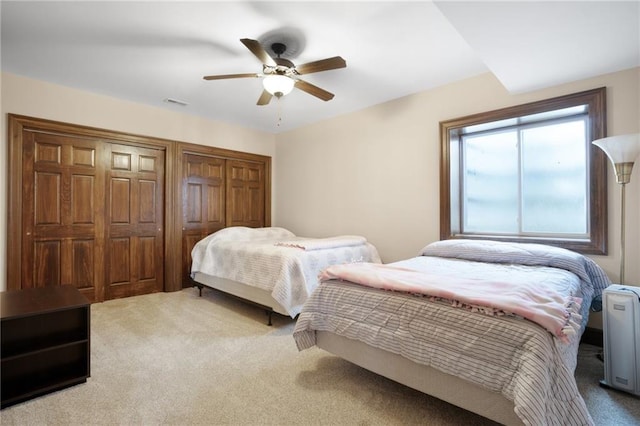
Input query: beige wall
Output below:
<box><xmin>0</xmin><ymin>72</ymin><xmax>277</xmax><ymax>292</ymax></box>
<box><xmin>275</xmin><ymin>67</ymin><xmax>640</xmax><ymax>329</ymax></box>
<box><xmin>3</xmin><ymin>68</ymin><xmax>639</xmax><ymax>329</ymax></box>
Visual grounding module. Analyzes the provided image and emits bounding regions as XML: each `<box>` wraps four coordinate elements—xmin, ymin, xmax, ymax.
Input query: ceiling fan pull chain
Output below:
<box><xmin>276</xmin><ymin>97</ymin><xmax>283</xmax><ymax>127</ymax></box>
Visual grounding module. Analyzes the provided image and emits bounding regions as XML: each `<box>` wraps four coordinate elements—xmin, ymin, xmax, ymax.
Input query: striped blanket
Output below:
<box><xmin>319</xmin><ymin>262</ymin><xmax>583</xmax><ymax>343</ymax></box>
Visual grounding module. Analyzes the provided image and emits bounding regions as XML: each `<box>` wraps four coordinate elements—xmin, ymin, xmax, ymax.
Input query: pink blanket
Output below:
<box><xmin>319</xmin><ymin>262</ymin><xmax>582</xmax><ymax>343</ymax></box>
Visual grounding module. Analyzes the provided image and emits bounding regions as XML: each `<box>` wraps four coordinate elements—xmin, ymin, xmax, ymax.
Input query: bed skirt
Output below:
<box><xmin>192</xmin><ymin>272</ymin><xmax>289</xmax><ymax>316</ymax></box>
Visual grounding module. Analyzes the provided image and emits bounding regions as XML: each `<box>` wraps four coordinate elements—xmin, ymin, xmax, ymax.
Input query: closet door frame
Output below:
<box><xmin>7</xmin><ymin>114</ymin><xmax>181</xmax><ymax>295</ymax></box>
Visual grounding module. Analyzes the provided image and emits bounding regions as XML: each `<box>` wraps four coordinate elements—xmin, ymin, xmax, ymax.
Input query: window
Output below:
<box><xmin>440</xmin><ymin>88</ymin><xmax>607</xmax><ymax>254</ymax></box>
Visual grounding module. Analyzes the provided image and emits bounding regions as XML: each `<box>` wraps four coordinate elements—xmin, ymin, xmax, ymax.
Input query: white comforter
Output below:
<box><xmin>191</xmin><ymin>227</ymin><xmax>381</xmax><ymax>317</ymax></box>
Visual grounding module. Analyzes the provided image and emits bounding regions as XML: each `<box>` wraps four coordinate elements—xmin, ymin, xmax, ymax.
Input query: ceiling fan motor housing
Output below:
<box><xmin>271</xmin><ymin>42</ymin><xmax>287</xmax><ymax>57</ymax></box>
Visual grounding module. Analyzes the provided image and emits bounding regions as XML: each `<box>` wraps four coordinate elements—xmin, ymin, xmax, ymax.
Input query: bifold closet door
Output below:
<box><xmin>181</xmin><ymin>154</ymin><xmax>226</xmax><ymax>286</ymax></box>
<box><xmin>21</xmin><ymin>131</ymin><xmax>105</xmax><ymax>303</ymax></box>
<box><xmin>226</xmin><ymin>160</ymin><xmax>265</xmax><ymax>228</ymax></box>
<box><xmin>105</xmin><ymin>144</ymin><xmax>165</xmax><ymax>299</ymax></box>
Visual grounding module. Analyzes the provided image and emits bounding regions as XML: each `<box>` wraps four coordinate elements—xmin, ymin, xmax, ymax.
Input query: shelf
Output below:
<box><xmin>1</xmin><ymin>337</ymin><xmax>89</xmax><ymax>362</ymax></box>
<box><xmin>1</xmin><ymin>286</ymin><xmax>90</xmax><ymax>409</ymax></box>
<box><xmin>1</xmin><ymin>307</ymin><xmax>88</xmax><ymax>357</ymax></box>
<box><xmin>1</xmin><ymin>362</ymin><xmax>88</xmax><ymax>407</ymax></box>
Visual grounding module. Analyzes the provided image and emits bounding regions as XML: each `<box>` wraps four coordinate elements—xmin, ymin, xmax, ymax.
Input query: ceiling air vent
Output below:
<box><xmin>164</xmin><ymin>98</ymin><xmax>188</xmax><ymax>106</ymax></box>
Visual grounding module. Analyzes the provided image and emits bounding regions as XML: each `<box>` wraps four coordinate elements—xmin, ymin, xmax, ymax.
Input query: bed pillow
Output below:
<box><xmin>197</xmin><ymin>226</ymin><xmax>296</xmax><ymax>246</ymax></box>
<box><xmin>419</xmin><ymin>239</ymin><xmax>611</xmax><ymax>310</ymax></box>
<box><xmin>248</xmin><ymin>226</ymin><xmax>297</xmax><ymax>240</ymax></box>
<box><xmin>420</xmin><ymin>239</ymin><xmax>583</xmax><ymax>268</ymax></box>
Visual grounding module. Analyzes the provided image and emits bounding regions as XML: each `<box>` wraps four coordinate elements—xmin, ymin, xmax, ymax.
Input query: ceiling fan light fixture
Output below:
<box><xmin>263</xmin><ymin>74</ymin><xmax>294</xmax><ymax>97</ymax></box>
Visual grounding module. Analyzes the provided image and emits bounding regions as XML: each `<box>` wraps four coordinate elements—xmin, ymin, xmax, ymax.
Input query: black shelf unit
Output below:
<box><xmin>1</xmin><ymin>285</ymin><xmax>90</xmax><ymax>409</ymax></box>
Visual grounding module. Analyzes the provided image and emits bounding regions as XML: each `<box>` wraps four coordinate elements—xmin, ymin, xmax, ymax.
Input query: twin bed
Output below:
<box><xmin>190</xmin><ymin>227</ymin><xmax>609</xmax><ymax>424</ymax></box>
<box><xmin>293</xmin><ymin>239</ymin><xmax>610</xmax><ymax>425</ymax></box>
<box><xmin>190</xmin><ymin>226</ymin><xmax>381</xmax><ymax>324</ymax></box>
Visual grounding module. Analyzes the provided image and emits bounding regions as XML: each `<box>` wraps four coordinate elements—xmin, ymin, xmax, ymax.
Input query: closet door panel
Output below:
<box><xmin>247</xmin><ymin>184</ymin><xmax>263</xmax><ymax>224</ymax></box>
<box><xmin>138</xmin><ymin>236</ymin><xmax>157</xmax><ymax>280</ymax></box>
<box><xmin>105</xmin><ymin>144</ymin><xmax>164</xmax><ymax>299</ymax></box>
<box><xmin>21</xmin><ymin>131</ymin><xmax>104</xmax><ymax>302</ymax></box>
<box><xmin>33</xmin><ymin>240</ymin><xmax>61</xmax><ymax>287</ymax></box>
<box><xmin>110</xmin><ymin>178</ymin><xmax>131</xmax><ymax>224</ymax></box>
<box><xmin>139</xmin><ymin>180</ymin><xmax>157</xmax><ymax>223</ymax></box>
<box><xmin>34</xmin><ymin>172</ymin><xmax>61</xmax><ymax>224</ymax></box>
<box><xmin>71</xmin><ymin>239</ymin><xmax>95</xmax><ymax>288</ymax></box>
<box><xmin>108</xmin><ymin>238</ymin><xmax>131</xmax><ymax>284</ymax></box>
<box><xmin>226</xmin><ymin>184</ymin><xmax>245</xmax><ymax>225</ymax></box>
<box><xmin>71</xmin><ymin>175</ymin><xmax>95</xmax><ymax>223</ymax></box>
<box><xmin>207</xmin><ymin>184</ymin><xmax>224</xmax><ymax>223</ymax></box>
<box><xmin>226</xmin><ymin>160</ymin><xmax>264</xmax><ymax>228</ymax></box>
<box><xmin>186</xmin><ymin>183</ymin><xmax>203</xmax><ymax>222</ymax></box>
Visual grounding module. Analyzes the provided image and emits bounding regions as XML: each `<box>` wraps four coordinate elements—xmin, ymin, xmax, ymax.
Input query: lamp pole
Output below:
<box><xmin>614</xmin><ymin>161</ymin><xmax>635</xmax><ymax>284</ymax></box>
<box><xmin>620</xmin><ymin>182</ymin><xmax>626</xmax><ymax>285</ymax></box>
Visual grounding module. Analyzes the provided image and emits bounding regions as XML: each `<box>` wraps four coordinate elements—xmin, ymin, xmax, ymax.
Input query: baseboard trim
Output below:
<box><xmin>581</xmin><ymin>326</ymin><xmax>603</xmax><ymax>347</ymax></box>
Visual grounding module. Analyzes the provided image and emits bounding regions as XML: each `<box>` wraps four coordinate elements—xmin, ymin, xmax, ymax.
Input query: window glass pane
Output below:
<box><xmin>463</xmin><ymin>131</ymin><xmax>519</xmax><ymax>233</ymax></box>
<box><xmin>521</xmin><ymin>120</ymin><xmax>588</xmax><ymax>234</ymax></box>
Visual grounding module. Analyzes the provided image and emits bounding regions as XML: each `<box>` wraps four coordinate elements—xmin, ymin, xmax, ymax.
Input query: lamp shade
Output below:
<box><xmin>262</xmin><ymin>75</ymin><xmax>294</xmax><ymax>97</ymax></box>
<box><xmin>592</xmin><ymin>133</ymin><xmax>640</xmax><ymax>165</ymax></box>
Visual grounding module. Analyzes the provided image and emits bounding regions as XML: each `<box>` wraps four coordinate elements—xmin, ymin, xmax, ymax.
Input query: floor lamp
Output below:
<box><xmin>592</xmin><ymin>133</ymin><xmax>640</xmax><ymax>285</ymax></box>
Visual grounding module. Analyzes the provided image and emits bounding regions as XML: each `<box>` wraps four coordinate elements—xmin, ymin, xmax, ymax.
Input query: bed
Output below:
<box><xmin>293</xmin><ymin>239</ymin><xmax>611</xmax><ymax>425</ymax></box>
<box><xmin>190</xmin><ymin>226</ymin><xmax>381</xmax><ymax>324</ymax></box>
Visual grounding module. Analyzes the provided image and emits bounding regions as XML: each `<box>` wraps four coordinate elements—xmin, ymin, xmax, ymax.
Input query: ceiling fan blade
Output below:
<box><xmin>257</xmin><ymin>90</ymin><xmax>273</xmax><ymax>106</ymax></box>
<box><xmin>240</xmin><ymin>38</ymin><xmax>277</xmax><ymax>67</ymax></box>
<box><xmin>295</xmin><ymin>56</ymin><xmax>346</xmax><ymax>75</ymax></box>
<box><xmin>294</xmin><ymin>79</ymin><xmax>335</xmax><ymax>102</ymax></box>
<box><xmin>203</xmin><ymin>73</ymin><xmax>258</xmax><ymax>81</ymax></box>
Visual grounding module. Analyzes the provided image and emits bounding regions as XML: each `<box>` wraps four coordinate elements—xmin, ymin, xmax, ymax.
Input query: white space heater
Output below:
<box><xmin>601</xmin><ymin>284</ymin><xmax>640</xmax><ymax>395</ymax></box>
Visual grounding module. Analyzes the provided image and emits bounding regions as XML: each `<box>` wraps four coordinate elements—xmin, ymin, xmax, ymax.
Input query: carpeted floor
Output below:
<box><xmin>1</xmin><ymin>288</ymin><xmax>639</xmax><ymax>425</ymax></box>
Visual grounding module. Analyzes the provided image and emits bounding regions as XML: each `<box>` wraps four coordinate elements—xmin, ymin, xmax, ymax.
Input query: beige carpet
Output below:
<box><xmin>1</xmin><ymin>288</ymin><xmax>639</xmax><ymax>425</ymax></box>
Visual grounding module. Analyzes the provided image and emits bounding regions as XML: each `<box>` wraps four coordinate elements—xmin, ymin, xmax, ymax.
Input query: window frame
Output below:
<box><xmin>439</xmin><ymin>87</ymin><xmax>608</xmax><ymax>255</ymax></box>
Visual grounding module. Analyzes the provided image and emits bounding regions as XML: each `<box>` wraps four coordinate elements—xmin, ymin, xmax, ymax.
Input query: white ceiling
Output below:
<box><xmin>2</xmin><ymin>1</ymin><xmax>638</xmax><ymax>134</ymax></box>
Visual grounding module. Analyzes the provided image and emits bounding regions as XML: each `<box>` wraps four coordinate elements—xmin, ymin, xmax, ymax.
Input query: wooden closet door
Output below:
<box><xmin>181</xmin><ymin>154</ymin><xmax>226</xmax><ymax>286</ymax></box>
<box><xmin>21</xmin><ymin>131</ymin><xmax>105</xmax><ymax>302</ymax></box>
<box><xmin>226</xmin><ymin>160</ymin><xmax>265</xmax><ymax>228</ymax></box>
<box><xmin>105</xmin><ymin>144</ymin><xmax>165</xmax><ymax>299</ymax></box>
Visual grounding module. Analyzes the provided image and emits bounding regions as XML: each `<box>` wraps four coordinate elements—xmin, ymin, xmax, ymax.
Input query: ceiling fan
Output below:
<box><xmin>203</xmin><ymin>38</ymin><xmax>346</xmax><ymax>105</ymax></box>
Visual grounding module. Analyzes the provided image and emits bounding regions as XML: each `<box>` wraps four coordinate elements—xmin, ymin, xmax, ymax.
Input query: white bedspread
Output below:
<box><xmin>190</xmin><ymin>227</ymin><xmax>381</xmax><ymax>317</ymax></box>
<box><xmin>275</xmin><ymin>235</ymin><xmax>367</xmax><ymax>251</ymax></box>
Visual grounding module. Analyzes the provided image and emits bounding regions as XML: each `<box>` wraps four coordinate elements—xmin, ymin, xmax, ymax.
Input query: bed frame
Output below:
<box><xmin>316</xmin><ymin>331</ymin><xmax>524</xmax><ymax>426</ymax></box>
<box><xmin>191</xmin><ymin>272</ymin><xmax>290</xmax><ymax>325</ymax></box>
